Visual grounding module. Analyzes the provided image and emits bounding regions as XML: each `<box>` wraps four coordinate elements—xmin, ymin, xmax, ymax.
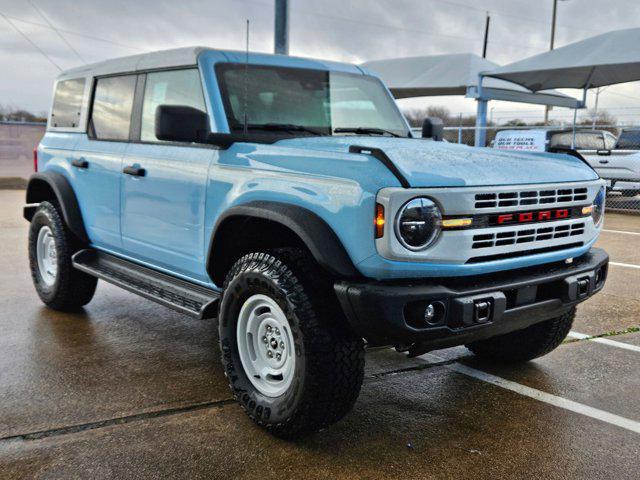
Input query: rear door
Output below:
<box><xmin>580</xmin><ymin>131</ymin><xmax>640</xmax><ymax>182</ymax></box>
<box><xmin>72</xmin><ymin>74</ymin><xmax>137</xmax><ymax>250</ymax></box>
<box><xmin>120</xmin><ymin>68</ymin><xmax>214</xmax><ymax>282</ymax></box>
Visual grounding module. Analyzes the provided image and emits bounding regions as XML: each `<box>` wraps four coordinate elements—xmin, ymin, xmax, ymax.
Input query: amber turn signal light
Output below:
<box><xmin>375</xmin><ymin>203</ymin><xmax>385</xmax><ymax>238</ymax></box>
<box><xmin>441</xmin><ymin>218</ymin><xmax>472</xmax><ymax>228</ymax></box>
<box><xmin>582</xmin><ymin>205</ymin><xmax>594</xmax><ymax>216</ymax></box>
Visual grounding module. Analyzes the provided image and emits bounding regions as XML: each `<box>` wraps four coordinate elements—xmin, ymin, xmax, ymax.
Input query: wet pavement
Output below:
<box><xmin>1</xmin><ymin>190</ymin><xmax>638</xmax><ymax>479</ymax></box>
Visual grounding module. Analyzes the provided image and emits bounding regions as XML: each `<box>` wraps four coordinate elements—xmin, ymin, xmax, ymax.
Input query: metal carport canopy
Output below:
<box><xmin>361</xmin><ymin>53</ymin><xmax>581</xmax><ymax>108</ymax></box>
<box><xmin>484</xmin><ymin>28</ymin><xmax>640</xmax><ymax>91</ymax></box>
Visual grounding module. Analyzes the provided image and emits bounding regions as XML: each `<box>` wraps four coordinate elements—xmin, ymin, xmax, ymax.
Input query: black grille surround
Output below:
<box><xmin>442</xmin><ymin>205</ymin><xmax>591</xmax><ymax>231</ymax></box>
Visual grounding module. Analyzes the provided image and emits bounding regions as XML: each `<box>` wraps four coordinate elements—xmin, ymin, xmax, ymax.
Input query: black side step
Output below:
<box><xmin>72</xmin><ymin>249</ymin><xmax>220</xmax><ymax>319</ymax></box>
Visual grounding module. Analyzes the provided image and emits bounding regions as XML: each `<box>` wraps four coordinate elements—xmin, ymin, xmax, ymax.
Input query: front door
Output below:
<box><xmin>120</xmin><ymin>69</ymin><xmax>213</xmax><ymax>282</ymax></box>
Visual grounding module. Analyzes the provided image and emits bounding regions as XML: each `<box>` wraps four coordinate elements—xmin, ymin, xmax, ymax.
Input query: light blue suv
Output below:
<box><xmin>25</xmin><ymin>47</ymin><xmax>608</xmax><ymax>437</ymax></box>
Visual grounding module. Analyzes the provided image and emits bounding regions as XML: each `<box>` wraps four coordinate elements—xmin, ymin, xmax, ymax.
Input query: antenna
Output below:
<box><xmin>243</xmin><ymin>19</ymin><xmax>250</xmax><ymax>137</ymax></box>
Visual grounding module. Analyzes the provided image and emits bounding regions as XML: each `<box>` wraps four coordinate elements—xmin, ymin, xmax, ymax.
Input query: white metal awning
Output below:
<box><xmin>361</xmin><ymin>53</ymin><xmax>581</xmax><ymax>108</ymax></box>
<box><xmin>484</xmin><ymin>28</ymin><xmax>640</xmax><ymax>91</ymax></box>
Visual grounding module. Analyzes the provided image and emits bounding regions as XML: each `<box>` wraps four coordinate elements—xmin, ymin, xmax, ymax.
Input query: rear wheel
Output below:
<box><xmin>466</xmin><ymin>308</ymin><xmax>575</xmax><ymax>362</ymax></box>
<box><xmin>28</xmin><ymin>201</ymin><xmax>97</xmax><ymax>310</ymax></box>
<box><xmin>218</xmin><ymin>249</ymin><xmax>365</xmax><ymax>438</ymax></box>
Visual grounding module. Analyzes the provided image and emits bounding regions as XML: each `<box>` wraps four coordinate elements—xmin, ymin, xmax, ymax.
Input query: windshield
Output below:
<box><xmin>216</xmin><ymin>63</ymin><xmax>409</xmax><ymax>137</ymax></box>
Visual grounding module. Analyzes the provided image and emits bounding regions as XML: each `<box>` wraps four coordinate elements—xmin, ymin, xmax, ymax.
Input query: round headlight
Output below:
<box><xmin>395</xmin><ymin>197</ymin><xmax>442</xmax><ymax>251</ymax></box>
<box><xmin>592</xmin><ymin>186</ymin><xmax>605</xmax><ymax>226</ymax></box>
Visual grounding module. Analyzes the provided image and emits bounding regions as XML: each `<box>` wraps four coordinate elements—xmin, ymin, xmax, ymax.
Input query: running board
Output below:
<box><xmin>72</xmin><ymin>249</ymin><xmax>220</xmax><ymax>319</ymax></box>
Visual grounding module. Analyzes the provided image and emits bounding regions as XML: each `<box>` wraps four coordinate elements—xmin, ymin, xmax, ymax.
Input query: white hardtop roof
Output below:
<box><xmin>57</xmin><ymin>46</ymin><xmax>207</xmax><ymax>80</ymax></box>
<box><xmin>57</xmin><ymin>46</ymin><xmax>363</xmax><ymax>80</ymax></box>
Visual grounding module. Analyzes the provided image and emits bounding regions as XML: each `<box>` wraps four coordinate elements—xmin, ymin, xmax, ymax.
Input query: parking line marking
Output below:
<box><xmin>602</xmin><ymin>229</ymin><xmax>640</xmax><ymax>236</ymax></box>
<box><xmin>419</xmin><ymin>354</ymin><xmax>640</xmax><ymax>435</ymax></box>
<box><xmin>610</xmin><ymin>261</ymin><xmax>640</xmax><ymax>270</ymax></box>
<box><xmin>568</xmin><ymin>331</ymin><xmax>640</xmax><ymax>353</ymax></box>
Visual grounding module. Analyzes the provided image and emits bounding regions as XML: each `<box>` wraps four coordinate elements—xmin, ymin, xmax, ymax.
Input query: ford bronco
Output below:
<box><xmin>25</xmin><ymin>47</ymin><xmax>608</xmax><ymax>437</ymax></box>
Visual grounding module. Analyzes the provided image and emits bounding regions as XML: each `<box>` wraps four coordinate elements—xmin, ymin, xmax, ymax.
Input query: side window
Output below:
<box><xmin>90</xmin><ymin>75</ymin><xmax>137</xmax><ymax>141</ymax></box>
<box><xmin>140</xmin><ymin>69</ymin><xmax>206</xmax><ymax>142</ymax></box>
<box><xmin>51</xmin><ymin>78</ymin><xmax>86</xmax><ymax>128</ymax></box>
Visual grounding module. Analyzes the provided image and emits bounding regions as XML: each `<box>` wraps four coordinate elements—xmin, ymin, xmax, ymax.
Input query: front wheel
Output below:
<box><xmin>466</xmin><ymin>308</ymin><xmax>576</xmax><ymax>362</ymax></box>
<box><xmin>218</xmin><ymin>249</ymin><xmax>365</xmax><ymax>438</ymax></box>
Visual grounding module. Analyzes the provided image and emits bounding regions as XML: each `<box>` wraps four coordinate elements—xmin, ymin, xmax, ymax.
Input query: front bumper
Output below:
<box><xmin>335</xmin><ymin>248</ymin><xmax>608</xmax><ymax>351</ymax></box>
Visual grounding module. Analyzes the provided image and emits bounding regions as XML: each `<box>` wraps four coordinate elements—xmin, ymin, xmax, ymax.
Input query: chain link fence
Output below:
<box><xmin>0</xmin><ymin>121</ymin><xmax>46</xmax><ymax>181</ymax></box>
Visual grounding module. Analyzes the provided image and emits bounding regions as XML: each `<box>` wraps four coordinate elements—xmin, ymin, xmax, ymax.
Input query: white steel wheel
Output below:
<box><xmin>36</xmin><ymin>226</ymin><xmax>58</xmax><ymax>287</ymax></box>
<box><xmin>236</xmin><ymin>294</ymin><xmax>296</xmax><ymax>397</ymax></box>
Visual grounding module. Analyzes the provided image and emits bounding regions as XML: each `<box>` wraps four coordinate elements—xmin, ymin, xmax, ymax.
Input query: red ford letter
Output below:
<box><xmin>497</xmin><ymin>214</ymin><xmax>513</xmax><ymax>224</ymax></box>
<box><xmin>519</xmin><ymin>212</ymin><xmax>533</xmax><ymax>222</ymax></box>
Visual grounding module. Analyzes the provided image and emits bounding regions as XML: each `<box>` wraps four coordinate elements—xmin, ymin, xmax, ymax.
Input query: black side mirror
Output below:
<box><xmin>155</xmin><ymin>105</ymin><xmax>209</xmax><ymax>143</ymax></box>
<box><xmin>421</xmin><ymin>117</ymin><xmax>444</xmax><ymax>141</ymax></box>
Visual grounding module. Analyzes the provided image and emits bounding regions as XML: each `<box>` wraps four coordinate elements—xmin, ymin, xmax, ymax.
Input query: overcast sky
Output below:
<box><xmin>1</xmin><ymin>0</ymin><xmax>640</xmax><ymax>123</ymax></box>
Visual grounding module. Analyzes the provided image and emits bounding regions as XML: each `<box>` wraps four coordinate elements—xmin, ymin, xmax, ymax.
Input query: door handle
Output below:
<box><xmin>71</xmin><ymin>158</ymin><xmax>89</xmax><ymax>169</ymax></box>
<box><xmin>599</xmin><ymin>160</ymin><xmax>609</xmax><ymax>164</ymax></box>
<box><xmin>123</xmin><ymin>165</ymin><xmax>146</xmax><ymax>177</ymax></box>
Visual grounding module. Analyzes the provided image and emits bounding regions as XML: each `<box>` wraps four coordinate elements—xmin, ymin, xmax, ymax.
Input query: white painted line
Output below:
<box><xmin>610</xmin><ymin>261</ymin><xmax>640</xmax><ymax>270</ymax></box>
<box><xmin>419</xmin><ymin>354</ymin><xmax>640</xmax><ymax>435</ymax></box>
<box><xmin>602</xmin><ymin>229</ymin><xmax>640</xmax><ymax>236</ymax></box>
<box><xmin>567</xmin><ymin>331</ymin><xmax>640</xmax><ymax>353</ymax></box>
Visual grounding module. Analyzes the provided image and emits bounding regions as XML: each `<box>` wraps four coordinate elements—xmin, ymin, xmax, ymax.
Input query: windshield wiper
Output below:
<box><xmin>245</xmin><ymin>123</ymin><xmax>325</xmax><ymax>136</ymax></box>
<box><xmin>334</xmin><ymin>127</ymin><xmax>403</xmax><ymax>138</ymax></box>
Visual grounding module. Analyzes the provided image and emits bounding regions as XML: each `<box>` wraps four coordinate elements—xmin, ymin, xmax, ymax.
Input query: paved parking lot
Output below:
<box><xmin>0</xmin><ymin>189</ymin><xmax>638</xmax><ymax>479</ymax></box>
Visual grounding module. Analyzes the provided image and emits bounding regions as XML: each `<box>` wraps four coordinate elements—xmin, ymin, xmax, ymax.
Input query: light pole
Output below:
<box><xmin>274</xmin><ymin>0</ymin><xmax>289</xmax><ymax>55</ymax></box>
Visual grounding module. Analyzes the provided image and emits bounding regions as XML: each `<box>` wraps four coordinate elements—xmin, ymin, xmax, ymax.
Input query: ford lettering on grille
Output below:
<box><xmin>494</xmin><ymin>208</ymin><xmax>571</xmax><ymax>226</ymax></box>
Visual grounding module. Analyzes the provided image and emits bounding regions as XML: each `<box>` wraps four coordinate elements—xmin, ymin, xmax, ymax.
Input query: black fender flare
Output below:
<box><xmin>207</xmin><ymin>201</ymin><xmax>359</xmax><ymax>283</ymax></box>
<box><xmin>24</xmin><ymin>171</ymin><xmax>89</xmax><ymax>243</ymax></box>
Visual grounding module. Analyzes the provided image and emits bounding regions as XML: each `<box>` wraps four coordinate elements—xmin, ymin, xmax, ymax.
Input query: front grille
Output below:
<box><xmin>472</xmin><ymin>222</ymin><xmax>585</xmax><ymax>249</ymax></box>
<box><xmin>475</xmin><ymin>187</ymin><xmax>588</xmax><ymax>209</ymax></box>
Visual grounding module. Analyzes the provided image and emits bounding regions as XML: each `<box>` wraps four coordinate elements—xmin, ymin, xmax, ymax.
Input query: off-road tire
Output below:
<box><xmin>466</xmin><ymin>307</ymin><xmax>576</xmax><ymax>362</ymax></box>
<box><xmin>28</xmin><ymin>201</ymin><xmax>97</xmax><ymax>310</ymax></box>
<box><xmin>218</xmin><ymin>248</ymin><xmax>365</xmax><ymax>438</ymax></box>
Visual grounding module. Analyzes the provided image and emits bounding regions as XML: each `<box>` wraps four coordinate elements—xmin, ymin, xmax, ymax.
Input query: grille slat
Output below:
<box><xmin>475</xmin><ymin>187</ymin><xmax>590</xmax><ymax>209</ymax></box>
<box><xmin>472</xmin><ymin>222</ymin><xmax>586</xmax><ymax>249</ymax></box>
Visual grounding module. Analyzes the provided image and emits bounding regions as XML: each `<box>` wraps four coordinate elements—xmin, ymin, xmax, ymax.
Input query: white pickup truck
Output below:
<box><xmin>493</xmin><ymin>129</ymin><xmax>640</xmax><ymax>196</ymax></box>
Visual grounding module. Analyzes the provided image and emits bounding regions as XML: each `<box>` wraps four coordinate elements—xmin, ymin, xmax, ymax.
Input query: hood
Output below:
<box><xmin>275</xmin><ymin>136</ymin><xmax>599</xmax><ymax>187</ymax></box>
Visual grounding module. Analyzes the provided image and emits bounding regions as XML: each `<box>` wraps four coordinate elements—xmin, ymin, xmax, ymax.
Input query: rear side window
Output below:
<box><xmin>51</xmin><ymin>78</ymin><xmax>85</xmax><ymax>128</ymax></box>
<box><xmin>550</xmin><ymin>132</ymin><xmax>604</xmax><ymax>150</ymax></box>
<box><xmin>89</xmin><ymin>75</ymin><xmax>137</xmax><ymax>141</ymax></box>
<box><xmin>140</xmin><ymin>69</ymin><xmax>206</xmax><ymax>142</ymax></box>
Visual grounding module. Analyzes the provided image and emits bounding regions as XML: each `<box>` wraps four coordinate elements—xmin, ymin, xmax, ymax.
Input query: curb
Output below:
<box><xmin>0</xmin><ymin>177</ymin><xmax>27</xmax><ymax>190</ymax></box>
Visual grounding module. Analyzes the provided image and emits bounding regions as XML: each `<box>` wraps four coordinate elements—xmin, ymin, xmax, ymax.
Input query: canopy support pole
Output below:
<box><xmin>475</xmin><ymin>74</ymin><xmax>488</xmax><ymax>147</ymax></box>
<box><xmin>571</xmin><ymin>108</ymin><xmax>578</xmax><ymax>149</ymax></box>
<box><xmin>572</xmin><ymin>79</ymin><xmax>592</xmax><ymax>148</ymax></box>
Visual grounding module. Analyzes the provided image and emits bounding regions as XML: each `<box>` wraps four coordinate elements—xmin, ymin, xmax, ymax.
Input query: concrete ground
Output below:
<box><xmin>0</xmin><ymin>189</ymin><xmax>638</xmax><ymax>480</ymax></box>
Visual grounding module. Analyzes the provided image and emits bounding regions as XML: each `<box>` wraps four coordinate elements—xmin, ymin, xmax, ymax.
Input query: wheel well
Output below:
<box><xmin>208</xmin><ymin>216</ymin><xmax>310</xmax><ymax>285</ymax></box>
<box><xmin>26</xmin><ymin>178</ymin><xmax>56</xmax><ymax>204</ymax></box>
<box><xmin>24</xmin><ymin>172</ymin><xmax>89</xmax><ymax>243</ymax></box>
